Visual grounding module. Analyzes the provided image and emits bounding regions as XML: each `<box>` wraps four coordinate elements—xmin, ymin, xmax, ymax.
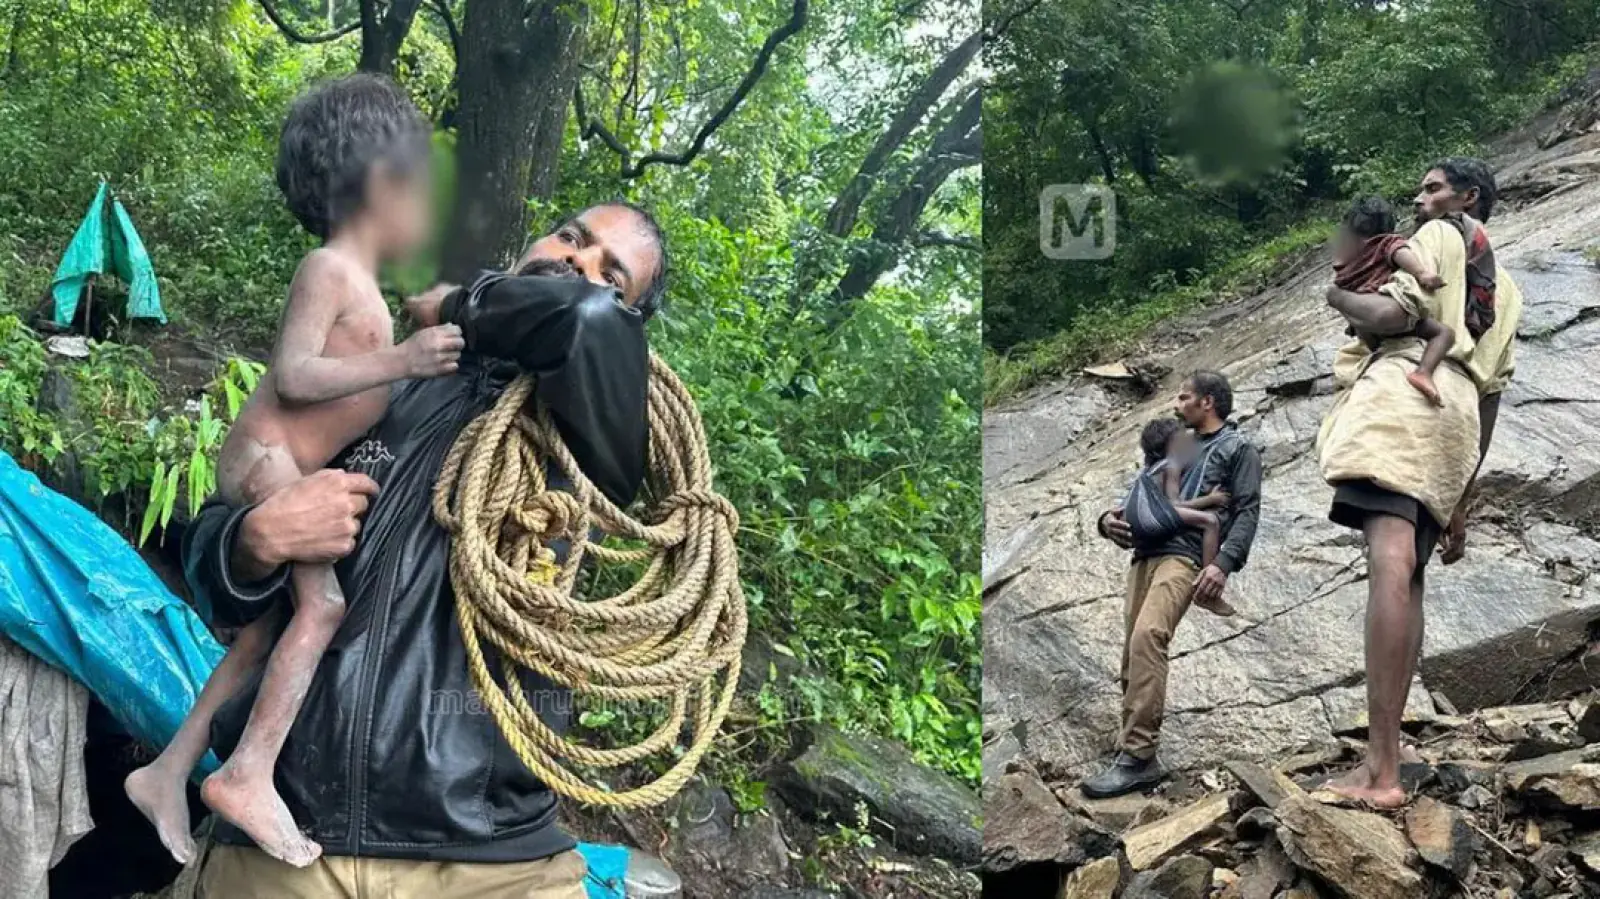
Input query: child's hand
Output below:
<box><xmin>1417</xmin><ymin>272</ymin><xmax>1446</xmax><ymax>292</ymax></box>
<box><xmin>401</xmin><ymin>324</ymin><xmax>465</xmax><ymax>378</ymax></box>
<box><xmin>405</xmin><ymin>282</ymin><xmax>459</xmax><ymax>329</ymax></box>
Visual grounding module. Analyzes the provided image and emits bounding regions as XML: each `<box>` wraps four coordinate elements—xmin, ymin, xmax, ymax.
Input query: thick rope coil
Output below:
<box><xmin>432</xmin><ymin>352</ymin><xmax>746</xmax><ymax>808</ymax></box>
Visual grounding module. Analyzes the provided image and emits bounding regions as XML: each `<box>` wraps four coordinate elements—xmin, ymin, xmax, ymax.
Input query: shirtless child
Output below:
<box><xmin>1332</xmin><ymin>195</ymin><xmax>1459</xmax><ymax>407</ymax></box>
<box><xmin>1122</xmin><ymin>418</ymin><xmax>1236</xmax><ymax>617</ymax></box>
<box><xmin>123</xmin><ymin>74</ymin><xmax>463</xmax><ymax>867</ymax></box>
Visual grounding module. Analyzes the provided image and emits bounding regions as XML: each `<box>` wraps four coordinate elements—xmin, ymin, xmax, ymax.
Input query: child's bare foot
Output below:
<box><xmin>125</xmin><ymin>765</ymin><xmax>197</xmax><ymax>865</ymax></box>
<box><xmin>1323</xmin><ymin>762</ymin><xmax>1408</xmax><ymax>809</ymax></box>
<box><xmin>1193</xmin><ymin>595</ymin><xmax>1238</xmax><ymax>617</ymax></box>
<box><xmin>201</xmin><ymin>765</ymin><xmax>322</xmax><ymax>867</ymax></box>
<box><xmin>1406</xmin><ymin>371</ymin><xmax>1443</xmax><ymax>407</ymax></box>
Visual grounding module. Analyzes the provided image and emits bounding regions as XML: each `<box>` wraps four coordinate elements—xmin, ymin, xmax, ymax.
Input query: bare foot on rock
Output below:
<box><xmin>125</xmin><ymin>765</ymin><xmax>197</xmax><ymax>865</ymax></box>
<box><xmin>1322</xmin><ymin>762</ymin><xmax>1407</xmax><ymax>809</ymax></box>
<box><xmin>201</xmin><ymin>765</ymin><xmax>321</xmax><ymax>867</ymax></box>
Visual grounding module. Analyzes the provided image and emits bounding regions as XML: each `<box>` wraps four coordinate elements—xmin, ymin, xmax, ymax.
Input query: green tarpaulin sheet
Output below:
<box><xmin>50</xmin><ymin>181</ymin><xmax>166</xmax><ymax>327</ymax></box>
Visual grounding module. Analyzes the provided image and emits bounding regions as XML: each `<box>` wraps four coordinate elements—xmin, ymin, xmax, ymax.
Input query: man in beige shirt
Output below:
<box><xmin>1317</xmin><ymin>157</ymin><xmax>1519</xmax><ymax>807</ymax></box>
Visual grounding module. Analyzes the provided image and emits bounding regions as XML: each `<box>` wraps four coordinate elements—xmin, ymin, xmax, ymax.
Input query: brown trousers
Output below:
<box><xmin>1119</xmin><ymin>555</ymin><xmax>1198</xmax><ymax>759</ymax></box>
<box><xmin>197</xmin><ymin>843</ymin><xmax>589</xmax><ymax>899</ymax></box>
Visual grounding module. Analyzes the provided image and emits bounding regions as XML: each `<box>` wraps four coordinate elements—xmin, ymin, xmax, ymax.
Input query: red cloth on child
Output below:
<box><xmin>1332</xmin><ymin>233</ymin><xmax>1410</xmax><ymax>294</ymax></box>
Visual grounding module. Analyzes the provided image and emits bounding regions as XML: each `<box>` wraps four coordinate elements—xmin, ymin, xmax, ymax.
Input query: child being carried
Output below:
<box><xmin>123</xmin><ymin>73</ymin><xmax>462</xmax><ymax>868</ymax></box>
<box><xmin>1332</xmin><ymin>195</ymin><xmax>1497</xmax><ymax>408</ymax></box>
<box><xmin>1122</xmin><ymin>418</ymin><xmax>1237</xmax><ymax>618</ymax></box>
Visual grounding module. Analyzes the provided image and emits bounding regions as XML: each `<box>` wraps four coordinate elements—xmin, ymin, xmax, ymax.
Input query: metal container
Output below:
<box><xmin>624</xmin><ymin>851</ymin><xmax>682</xmax><ymax>899</ymax></box>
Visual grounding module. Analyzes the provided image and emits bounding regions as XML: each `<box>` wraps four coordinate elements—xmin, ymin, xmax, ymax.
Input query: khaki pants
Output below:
<box><xmin>1119</xmin><ymin>556</ymin><xmax>1198</xmax><ymax>759</ymax></box>
<box><xmin>197</xmin><ymin>843</ymin><xmax>589</xmax><ymax>899</ymax></box>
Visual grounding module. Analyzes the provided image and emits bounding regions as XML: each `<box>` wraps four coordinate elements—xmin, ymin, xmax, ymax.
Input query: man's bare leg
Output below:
<box><xmin>125</xmin><ymin>612</ymin><xmax>277</xmax><ymax>863</ymax></box>
<box><xmin>1328</xmin><ymin>514</ymin><xmax>1417</xmax><ymax>808</ymax></box>
<box><xmin>200</xmin><ymin>562</ymin><xmax>344</xmax><ymax>866</ymax></box>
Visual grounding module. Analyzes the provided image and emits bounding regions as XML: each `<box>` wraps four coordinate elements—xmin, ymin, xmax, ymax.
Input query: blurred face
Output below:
<box><xmin>1173</xmin><ymin>380</ymin><xmax>1209</xmax><ymax>428</ymax></box>
<box><xmin>1167</xmin><ymin>429</ymin><xmax>1197</xmax><ymax>461</ymax></box>
<box><xmin>369</xmin><ymin>159</ymin><xmax>434</xmax><ymax>259</ymax></box>
<box><xmin>1413</xmin><ymin>167</ymin><xmax>1475</xmax><ymax>224</ymax></box>
<box><xmin>516</xmin><ymin>205</ymin><xmax>661</xmax><ymax>308</ymax></box>
<box><xmin>1332</xmin><ymin>226</ymin><xmax>1360</xmax><ymax>265</ymax></box>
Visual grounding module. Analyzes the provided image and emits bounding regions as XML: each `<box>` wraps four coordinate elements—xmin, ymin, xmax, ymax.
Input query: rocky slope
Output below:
<box><xmin>983</xmin><ymin>85</ymin><xmax>1600</xmax><ymax>786</ymax></box>
<box><xmin>985</xmin><ymin>693</ymin><xmax>1600</xmax><ymax>897</ymax></box>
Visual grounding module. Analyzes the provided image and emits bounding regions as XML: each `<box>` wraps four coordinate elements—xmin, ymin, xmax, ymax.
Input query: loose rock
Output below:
<box><xmin>1276</xmin><ymin>795</ymin><xmax>1422</xmax><ymax>898</ymax></box>
<box><xmin>982</xmin><ymin>768</ymin><xmax>1109</xmax><ymax>872</ymax></box>
<box><xmin>1121</xmin><ymin>792</ymin><xmax>1234</xmax><ymax>870</ymax></box>
<box><xmin>1404</xmin><ymin>795</ymin><xmax>1478</xmax><ymax>880</ymax></box>
<box><xmin>1124</xmin><ymin>854</ymin><xmax>1213</xmax><ymax>899</ymax></box>
<box><xmin>1059</xmin><ymin>856</ymin><xmax>1122</xmax><ymax>899</ymax></box>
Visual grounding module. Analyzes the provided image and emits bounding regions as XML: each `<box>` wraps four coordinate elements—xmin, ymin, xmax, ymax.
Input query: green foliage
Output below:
<box><xmin>984</xmin><ymin>0</ymin><xmax>1600</xmax><ymax>401</ymax></box>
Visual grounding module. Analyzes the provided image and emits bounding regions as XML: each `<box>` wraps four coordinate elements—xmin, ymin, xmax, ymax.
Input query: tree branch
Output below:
<box><xmin>984</xmin><ymin>0</ymin><xmax>1045</xmax><ymax>41</ymax></box>
<box><xmin>913</xmin><ymin>230</ymin><xmax>980</xmax><ymax>252</ymax></box>
<box><xmin>825</xmin><ymin>87</ymin><xmax>982</xmax><ymax>312</ymax></box>
<box><xmin>822</xmin><ymin>29</ymin><xmax>980</xmax><ymax>239</ymax></box>
<box><xmin>257</xmin><ymin>0</ymin><xmax>360</xmax><ymax>43</ymax></box>
<box><xmin>579</xmin><ymin>0</ymin><xmax>808</xmax><ymax>178</ymax></box>
<box><xmin>424</xmin><ymin>0</ymin><xmax>460</xmax><ymax>58</ymax></box>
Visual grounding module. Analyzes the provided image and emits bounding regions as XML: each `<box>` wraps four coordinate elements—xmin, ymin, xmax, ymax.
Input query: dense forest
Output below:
<box><xmin>984</xmin><ymin>0</ymin><xmax>1600</xmax><ymax>402</ymax></box>
<box><xmin>0</xmin><ymin>0</ymin><xmax>981</xmax><ymax>790</ymax></box>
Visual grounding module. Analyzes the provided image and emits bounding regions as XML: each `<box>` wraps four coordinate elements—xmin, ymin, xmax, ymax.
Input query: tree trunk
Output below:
<box><xmin>356</xmin><ymin>0</ymin><xmax>425</xmax><ymax>75</ymax></box>
<box><xmin>442</xmin><ymin>0</ymin><xmax>587</xmax><ymax>282</ymax></box>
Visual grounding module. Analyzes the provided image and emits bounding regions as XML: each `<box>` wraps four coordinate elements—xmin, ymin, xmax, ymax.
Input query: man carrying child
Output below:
<box><xmin>1086</xmin><ymin>370</ymin><xmax>1263</xmax><ymax>798</ymax></box>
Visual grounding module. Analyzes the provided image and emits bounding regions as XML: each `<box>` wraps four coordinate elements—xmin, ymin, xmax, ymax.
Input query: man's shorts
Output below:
<box><xmin>1329</xmin><ymin>479</ymin><xmax>1443</xmax><ymax>574</ymax></box>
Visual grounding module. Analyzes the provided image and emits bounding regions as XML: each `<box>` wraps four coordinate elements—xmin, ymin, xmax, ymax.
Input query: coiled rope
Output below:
<box><xmin>431</xmin><ymin>352</ymin><xmax>745</xmax><ymax>808</ymax></box>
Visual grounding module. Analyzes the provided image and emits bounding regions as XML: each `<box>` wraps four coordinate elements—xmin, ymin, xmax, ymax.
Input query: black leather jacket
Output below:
<box><xmin>181</xmin><ymin>274</ymin><xmax>649</xmax><ymax>861</ymax></box>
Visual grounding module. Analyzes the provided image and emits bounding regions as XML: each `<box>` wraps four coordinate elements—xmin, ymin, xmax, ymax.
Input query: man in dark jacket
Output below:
<box><xmin>1083</xmin><ymin>370</ymin><xmax>1263</xmax><ymax>798</ymax></box>
<box><xmin>183</xmin><ymin>202</ymin><xmax>665</xmax><ymax>897</ymax></box>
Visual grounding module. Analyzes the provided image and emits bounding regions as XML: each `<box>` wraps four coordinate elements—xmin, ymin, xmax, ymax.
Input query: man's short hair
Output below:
<box><xmin>540</xmin><ymin>202</ymin><xmax>670</xmax><ymax>320</ymax></box>
<box><xmin>1344</xmin><ymin>196</ymin><xmax>1397</xmax><ymax>239</ymax></box>
<box><xmin>276</xmin><ymin>73</ymin><xmax>431</xmax><ymax>239</ymax></box>
<box><xmin>1429</xmin><ymin>156</ymin><xmax>1497</xmax><ymax>222</ymax></box>
<box><xmin>1189</xmin><ymin>370</ymin><xmax>1234</xmax><ymax>420</ymax></box>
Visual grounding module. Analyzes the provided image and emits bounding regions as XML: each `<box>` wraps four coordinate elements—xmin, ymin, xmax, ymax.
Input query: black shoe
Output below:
<box><xmin>1080</xmin><ymin>751</ymin><xmax>1167</xmax><ymax>799</ymax></box>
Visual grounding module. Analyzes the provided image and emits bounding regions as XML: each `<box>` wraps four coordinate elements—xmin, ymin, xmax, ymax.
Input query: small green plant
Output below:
<box><xmin>815</xmin><ymin>802</ymin><xmax>877</xmax><ymax>853</ymax></box>
<box><xmin>135</xmin><ymin>356</ymin><xmax>263</xmax><ymax>546</ymax></box>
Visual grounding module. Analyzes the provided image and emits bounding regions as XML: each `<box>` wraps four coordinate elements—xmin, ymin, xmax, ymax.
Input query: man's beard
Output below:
<box><xmin>517</xmin><ymin>257</ymin><xmax>581</xmax><ymax>279</ymax></box>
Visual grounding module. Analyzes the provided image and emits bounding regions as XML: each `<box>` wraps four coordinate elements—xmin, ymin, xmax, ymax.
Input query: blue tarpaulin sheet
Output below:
<box><xmin>0</xmin><ymin>450</ymin><xmax>222</xmax><ymax>776</ymax></box>
<box><xmin>578</xmin><ymin>842</ymin><xmax>629</xmax><ymax>898</ymax></box>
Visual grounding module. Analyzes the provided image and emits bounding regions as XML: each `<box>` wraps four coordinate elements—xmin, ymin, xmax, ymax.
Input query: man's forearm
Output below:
<box><xmin>1327</xmin><ymin>287</ymin><xmax>1411</xmax><ymax>334</ymax></box>
<box><xmin>184</xmin><ymin>502</ymin><xmax>290</xmax><ymax>629</ymax></box>
<box><xmin>232</xmin><ymin>506</ymin><xmax>283</xmax><ymax>583</ymax></box>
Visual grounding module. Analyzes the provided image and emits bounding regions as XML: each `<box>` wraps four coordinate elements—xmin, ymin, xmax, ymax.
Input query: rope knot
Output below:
<box><xmin>656</xmin><ymin>489</ymin><xmax>740</xmax><ymax>532</ymax></box>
